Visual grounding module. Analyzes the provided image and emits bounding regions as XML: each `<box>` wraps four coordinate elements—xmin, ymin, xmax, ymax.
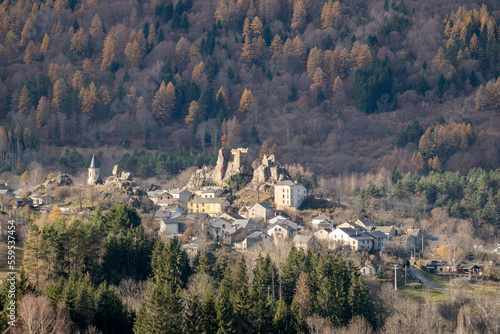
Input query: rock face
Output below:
<box><xmin>186</xmin><ymin>148</ymin><xmax>253</xmax><ymax>189</ymax></box>
<box><xmin>252</xmin><ymin>154</ymin><xmax>291</xmax><ymax>183</ymax></box>
<box><xmin>44</xmin><ymin>174</ymin><xmax>73</xmax><ymax>187</ymax></box>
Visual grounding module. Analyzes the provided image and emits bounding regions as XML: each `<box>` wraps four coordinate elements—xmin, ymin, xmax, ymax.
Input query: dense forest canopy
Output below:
<box><xmin>0</xmin><ymin>0</ymin><xmax>499</xmax><ymax>177</ymax></box>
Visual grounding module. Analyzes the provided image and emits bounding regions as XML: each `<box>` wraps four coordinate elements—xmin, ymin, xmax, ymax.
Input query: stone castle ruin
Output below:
<box><xmin>186</xmin><ymin>147</ymin><xmax>290</xmax><ymax>190</ymax></box>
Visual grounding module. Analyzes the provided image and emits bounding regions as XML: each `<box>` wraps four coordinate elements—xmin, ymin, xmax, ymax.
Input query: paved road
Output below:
<box><xmin>409</xmin><ymin>266</ymin><xmax>448</xmax><ymax>293</ymax></box>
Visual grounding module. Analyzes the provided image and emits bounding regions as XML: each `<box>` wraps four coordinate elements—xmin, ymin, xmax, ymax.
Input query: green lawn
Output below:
<box><xmin>414</xmin><ymin>265</ymin><xmax>450</xmax><ymax>289</ymax></box>
<box><xmin>400</xmin><ymin>285</ymin><xmax>450</xmax><ymax>303</ymax></box>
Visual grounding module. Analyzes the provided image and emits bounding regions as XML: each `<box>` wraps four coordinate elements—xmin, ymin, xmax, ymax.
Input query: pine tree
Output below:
<box><xmin>321</xmin><ymin>1</ymin><xmax>342</xmax><ymax>29</ymax></box>
<box><xmin>291</xmin><ymin>0</ymin><xmax>306</xmax><ymax>32</ymax></box>
<box><xmin>82</xmin><ymin>58</ymin><xmax>95</xmax><ymax>79</ymax></box>
<box><xmin>184</xmin><ymin>293</ymin><xmax>204</xmax><ymax>334</ymax></box>
<box><xmin>150</xmin><ymin>238</ymin><xmax>189</xmax><ymax>290</ymax></box>
<box><xmin>80</xmin><ymin>82</ymin><xmax>99</xmax><ymax>119</ymax></box>
<box><xmin>18</xmin><ymin>86</ymin><xmax>31</xmax><ymax>114</ymax></box>
<box><xmin>273</xmin><ymin>299</ymin><xmax>290</xmax><ymax>333</ymax></box>
<box><xmin>201</xmin><ymin>288</ymin><xmax>218</xmax><ymax>334</ymax></box>
<box><xmin>239</xmin><ymin>88</ymin><xmax>253</xmax><ymax>113</ymax></box>
<box><xmin>215</xmin><ymin>276</ymin><xmax>236</xmax><ymax>333</ymax></box>
<box><xmin>133</xmin><ymin>283</ymin><xmax>183</xmax><ymax>334</ymax></box>
<box><xmin>36</xmin><ymin>96</ymin><xmax>50</xmax><ymax>129</ymax></box>
<box><xmin>40</xmin><ymin>33</ymin><xmax>50</xmax><ymax>53</ymax></box>
<box><xmin>152</xmin><ymin>81</ymin><xmax>175</xmax><ymax>125</ymax></box>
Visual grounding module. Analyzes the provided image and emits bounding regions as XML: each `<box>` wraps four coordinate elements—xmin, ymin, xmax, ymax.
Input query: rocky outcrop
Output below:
<box><xmin>43</xmin><ymin>174</ymin><xmax>73</xmax><ymax>187</ymax></box>
<box><xmin>186</xmin><ymin>148</ymin><xmax>253</xmax><ymax>190</ymax></box>
<box><xmin>186</xmin><ymin>166</ymin><xmax>214</xmax><ymax>190</ymax></box>
<box><xmin>252</xmin><ymin>154</ymin><xmax>291</xmax><ymax>183</ymax></box>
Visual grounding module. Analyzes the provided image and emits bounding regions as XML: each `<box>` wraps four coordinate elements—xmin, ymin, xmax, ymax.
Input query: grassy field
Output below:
<box><xmin>413</xmin><ymin>261</ymin><xmax>451</xmax><ymax>289</ymax></box>
<box><xmin>400</xmin><ymin>283</ymin><xmax>450</xmax><ymax>303</ymax></box>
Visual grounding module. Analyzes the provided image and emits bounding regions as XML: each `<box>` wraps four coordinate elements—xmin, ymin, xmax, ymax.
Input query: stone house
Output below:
<box><xmin>168</xmin><ymin>188</ymin><xmax>192</xmax><ymax>204</ymax></box>
<box><xmin>30</xmin><ymin>194</ymin><xmax>53</xmax><ymax>206</ymax></box>
<box><xmin>241</xmin><ymin>231</ymin><xmax>273</xmax><ymax>250</ymax></box>
<box><xmin>293</xmin><ymin>235</ymin><xmax>314</xmax><ymax>251</ymax></box>
<box><xmin>359</xmin><ymin>263</ymin><xmax>377</xmax><ymax>276</ymax></box>
<box><xmin>248</xmin><ymin>202</ymin><xmax>276</xmax><ymax>221</ymax></box>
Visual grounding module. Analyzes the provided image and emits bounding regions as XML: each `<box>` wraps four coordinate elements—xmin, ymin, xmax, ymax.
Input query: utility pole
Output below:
<box><xmin>404</xmin><ymin>266</ymin><xmax>407</xmax><ymax>286</ymax></box>
<box><xmin>393</xmin><ymin>264</ymin><xmax>398</xmax><ymax>290</ymax></box>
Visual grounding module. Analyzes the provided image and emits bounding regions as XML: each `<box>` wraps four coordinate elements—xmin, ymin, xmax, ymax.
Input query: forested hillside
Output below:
<box><xmin>1</xmin><ymin>0</ymin><xmax>500</xmax><ymax>177</ymax></box>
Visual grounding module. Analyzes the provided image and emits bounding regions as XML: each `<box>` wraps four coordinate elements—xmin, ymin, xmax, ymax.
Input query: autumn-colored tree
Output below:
<box><xmin>292</xmin><ymin>271</ymin><xmax>312</xmax><ymax>318</ymax></box>
<box><xmin>291</xmin><ymin>0</ymin><xmax>306</xmax><ymax>32</ymax></box>
<box><xmin>350</xmin><ymin>43</ymin><xmax>372</xmax><ymax>69</ymax></box>
<box><xmin>292</xmin><ymin>36</ymin><xmax>306</xmax><ymax>64</ymax></box>
<box><xmin>152</xmin><ymin>81</ymin><xmax>175</xmax><ymax>125</ymax></box>
<box><xmin>251</xmin><ymin>16</ymin><xmax>264</xmax><ymax>36</ymax></box>
<box><xmin>185</xmin><ymin>101</ymin><xmax>199</xmax><ymax>128</ymax></box>
<box><xmin>429</xmin><ymin>156</ymin><xmax>442</xmax><ymax>172</ymax></box>
<box><xmin>239</xmin><ymin>88</ymin><xmax>253</xmax><ymax>113</ymax></box>
<box><xmin>36</xmin><ymin>96</ymin><xmax>50</xmax><ymax>129</ymax></box>
<box><xmin>129</xmin><ymin>7</ymin><xmax>138</xmax><ymax>26</ymax></box>
<box><xmin>321</xmin><ymin>1</ymin><xmax>342</xmax><ymax>29</ymax></box>
<box><xmin>48</xmin><ymin>205</ymin><xmax>63</xmax><ymax>221</ymax></box>
<box><xmin>72</xmin><ymin>71</ymin><xmax>85</xmax><ymax>92</ymax></box>
<box><xmin>40</xmin><ymin>33</ymin><xmax>50</xmax><ymax>53</ymax></box>
<box><xmin>18</xmin><ymin>86</ymin><xmax>31</xmax><ymax>114</ymax></box>
<box><xmin>311</xmin><ymin>68</ymin><xmax>326</xmax><ymax>90</ymax></box>
<box><xmin>101</xmin><ymin>25</ymin><xmax>128</xmax><ymax>70</ymax></box>
<box><xmin>54</xmin><ymin>0</ymin><xmax>68</xmax><ymax>9</ymax></box>
<box><xmin>20</xmin><ymin>170</ymin><xmax>30</xmax><ymax>186</ymax></box>
<box><xmin>82</xmin><ymin>58</ymin><xmax>95</xmax><ymax>79</ymax></box>
<box><xmin>221</xmin><ymin>119</ymin><xmax>229</xmax><ymax>148</ymax></box>
<box><xmin>214</xmin><ymin>0</ymin><xmax>234</xmax><ymax>28</ymax></box>
<box><xmin>70</xmin><ymin>28</ymin><xmax>89</xmax><ymax>57</ymax></box>
<box><xmin>324</xmin><ymin>46</ymin><xmax>350</xmax><ymax>78</ymax></box>
<box><xmin>125</xmin><ymin>39</ymin><xmax>142</xmax><ymax>67</ymax></box>
<box><xmin>192</xmin><ymin>61</ymin><xmax>206</xmax><ymax>87</ymax></box>
<box><xmin>175</xmin><ymin>37</ymin><xmax>191</xmax><ymax>60</ymax></box>
<box><xmin>189</xmin><ymin>45</ymin><xmax>199</xmax><ymax>61</ymax></box>
<box><xmin>20</xmin><ymin>18</ymin><xmax>34</xmax><ymax>47</ymax></box>
<box><xmin>307</xmin><ymin>47</ymin><xmax>323</xmax><ymax>77</ymax></box>
<box><xmin>332</xmin><ymin>76</ymin><xmax>343</xmax><ymax>94</ymax></box>
<box><xmin>411</xmin><ymin>152</ymin><xmax>424</xmax><ymax>173</ymax></box>
<box><xmin>89</xmin><ymin>14</ymin><xmax>104</xmax><ymax>40</ymax></box>
<box><xmin>23</xmin><ymin>40</ymin><xmax>38</xmax><ymax>63</ymax></box>
<box><xmin>243</xmin><ymin>17</ymin><xmax>251</xmax><ymax>38</ymax></box>
<box><xmin>80</xmin><ymin>82</ymin><xmax>99</xmax><ymax>119</ymax></box>
<box><xmin>270</xmin><ymin>34</ymin><xmax>283</xmax><ymax>61</ymax></box>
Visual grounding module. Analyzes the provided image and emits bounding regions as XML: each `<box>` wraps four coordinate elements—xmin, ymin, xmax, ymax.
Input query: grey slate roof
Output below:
<box><xmin>89</xmin><ymin>154</ymin><xmax>98</xmax><ymax>168</ymax></box>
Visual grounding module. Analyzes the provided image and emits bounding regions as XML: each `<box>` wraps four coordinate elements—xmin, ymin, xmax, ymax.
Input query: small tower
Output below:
<box><xmin>88</xmin><ymin>154</ymin><xmax>100</xmax><ymax>185</ymax></box>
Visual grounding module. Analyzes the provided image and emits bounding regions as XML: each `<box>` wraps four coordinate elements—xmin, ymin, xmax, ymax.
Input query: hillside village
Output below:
<box><xmin>2</xmin><ymin>147</ymin><xmax>498</xmax><ymax>282</ymax></box>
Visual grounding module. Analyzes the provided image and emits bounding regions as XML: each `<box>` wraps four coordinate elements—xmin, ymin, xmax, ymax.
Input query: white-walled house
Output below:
<box><xmin>349</xmin><ymin>234</ymin><xmax>373</xmax><ymax>251</ymax></box>
<box><xmin>329</xmin><ymin>228</ymin><xmax>358</xmax><ymax>246</ymax></box>
<box><xmin>268</xmin><ymin>222</ymin><xmax>297</xmax><ymax>239</ymax></box>
<box><xmin>169</xmin><ymin>188</ymin><xmax>192</xmax><ymax>203</ymax></box>
<box><xmin>274</xmin><ymin>181</ymin><xmax>307</xmax><ymax>209</ymax></box>
<box><xmin>159</xmin><ymin>219</ymin><xmax>179</xmax><ymax>235</ymax></box>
